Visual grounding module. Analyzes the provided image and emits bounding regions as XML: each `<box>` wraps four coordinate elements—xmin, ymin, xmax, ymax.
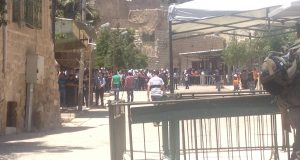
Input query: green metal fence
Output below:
<box><xmin>109</xmin><ymin>92</ymin><xmax>293</xmax><ymax>160</ymax></box>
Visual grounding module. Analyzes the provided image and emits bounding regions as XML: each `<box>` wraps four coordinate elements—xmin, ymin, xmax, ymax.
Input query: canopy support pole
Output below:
<box><xmin>169</xmin><ymin>20</ymin><xmax>174</xmax><ymax>94</ymax></box>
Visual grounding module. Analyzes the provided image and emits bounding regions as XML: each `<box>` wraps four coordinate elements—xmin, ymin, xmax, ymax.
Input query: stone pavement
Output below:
<box><xmin>0</xmin><ymin>85</ymin><xmax>234</xmax><ymax>160</ymax></box>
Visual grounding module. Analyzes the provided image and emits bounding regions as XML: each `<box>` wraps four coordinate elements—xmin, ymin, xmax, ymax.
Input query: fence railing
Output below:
<box><xmin>177</xmin><ymin>75</ymin><xmax>227</xmax><ymax>86</ymax></box>
<box><xmin>108</xmin><ymin>93</ymin><xmax>294</xmax><ymax>160</ymax></box>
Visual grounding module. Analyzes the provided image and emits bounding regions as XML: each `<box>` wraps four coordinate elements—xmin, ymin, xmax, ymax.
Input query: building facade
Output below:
<box><xmin>0</xmin><ymin>0</ymin><xmax>60</xmax><ymax>135</ymax></box>
<box><xmin>95</xmin><ymin>0</ymin><xmax>225</xmax><ymax>71</ymax></box>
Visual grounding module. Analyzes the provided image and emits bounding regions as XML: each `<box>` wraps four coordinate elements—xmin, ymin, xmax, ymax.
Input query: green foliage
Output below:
<box><xmin>95</xmin><ymin>28</ymin><xmax>148</xmax><ymax>69</ymax></box>
<box><xmin>222</xmin><ymin>31</ymin><xmax>297</xmax><ymax>68</ymax></box>
<box><xmin>222</xmin><ymin>39</ymin><xmax>248</xmax><ymax>68</ymax></box>
<box><xmin>0</xmin><ymin>0</ymin><xmax>7</xmax><ymax>27</ymax></box>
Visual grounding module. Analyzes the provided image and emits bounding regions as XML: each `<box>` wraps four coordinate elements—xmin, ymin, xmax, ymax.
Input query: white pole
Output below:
<box><xmin>25</xmin><ymin>83</ymin><xmax>33</xmax><ymax>131</ymax></box>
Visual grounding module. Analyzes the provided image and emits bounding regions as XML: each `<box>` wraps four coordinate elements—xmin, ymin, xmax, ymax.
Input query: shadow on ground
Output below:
<box><xmin>0</xmin><ymin>109</ymin><xmax>108</xmax><ymax>143</ymax></box>
<box><xmin>0</xmin><ymin>126</ymin><xmax>93</xmax><ymax>143</ymax></box>
<box><xmin>75</xmin><ymin>109</ymin><xmax>109</xmax><ymax>119</ymax></box>
<box><xmin>0</xmin><ymin>141</ymin><xmax>91</xmax><ymax>155</ymax></box>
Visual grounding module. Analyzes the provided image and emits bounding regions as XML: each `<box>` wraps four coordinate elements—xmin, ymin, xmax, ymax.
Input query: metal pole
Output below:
<box><xmin>78</xmin><ymin>49</ymin><xmax>85</xmax><ymax>111</ymax></box>
<box><xmin>169</xmin><ymin>120</ymin><xmax>180</xmax><ymax>160</ymax></box>
<box><xmin>108</xmin><ymin>101</ymin><xmax>116</xmax><ymax>160</ymax></box>
<box><xmin>169</xmin><ymin>20</ymin><xmax>174</xmax><ymax>93</ymax></box>
<box><xmin>127</xmin><ymin>105</ymin><xmax>134</xmax><ymax>159</ymax></box>
<box><xmin>88</xmin><ymin>48</ymin><xmax>92</xmax><ymax>107</ymax></box>
<box><xmin>162</xmin><ymin>121</ymin><xmax>170</xmax><ymax>157</ymax></box>
<box><xmin>25</xmin><ymin>83</ymin><xmax>33</xmax><ymax>131</ymax></box>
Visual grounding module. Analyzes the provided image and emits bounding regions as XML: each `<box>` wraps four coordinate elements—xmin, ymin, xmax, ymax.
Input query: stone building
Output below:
<box><xmin>173</xmin><ymin>35</ymin><xmax>225</xmax><ymax>72</ymax></box>
<box><xmin>0</xmin><ymin>0</ymin><xmax>60</xmax><ymax>135</ymax></box>
<box><xmin>95</xmin><ymin>0</ymin><xmax>225</xmax><ymax>71</ymax></box>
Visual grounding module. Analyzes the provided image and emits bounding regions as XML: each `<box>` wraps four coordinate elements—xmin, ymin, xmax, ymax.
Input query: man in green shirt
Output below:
<box><xmin>111</xmin><ymin>71</ymin><xmax>122</xmax><ymax>100</ymax></box>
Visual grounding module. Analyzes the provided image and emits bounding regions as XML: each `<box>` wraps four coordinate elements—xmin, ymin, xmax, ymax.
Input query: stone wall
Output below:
<box><xmin>0</xmin><ymin>45</ymin><xmax>5</xmax><ymax>134</ymax></box>
<box><xmin>127</xmin><ymin>0</ymin><xmax>161</xmax><ymax>10</ymax></box>
<box><xmin>95</xmin><ymin>0</ymin><xmax>225</xmax><ymax>72</ymax></box>
<box><xmin>0</xmin><ymin>0</ymin><xmax>60</xmax><ymax>134</ymax></box>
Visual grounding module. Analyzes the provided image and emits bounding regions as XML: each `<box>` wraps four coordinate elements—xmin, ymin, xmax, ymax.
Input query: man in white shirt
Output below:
<box><xmin>147</xmin><ymin>70</ymin><xmax>165</xmax><ymax>101</ymax></box>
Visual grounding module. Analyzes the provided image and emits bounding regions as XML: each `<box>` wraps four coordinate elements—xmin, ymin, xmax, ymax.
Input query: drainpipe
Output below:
<box><xmin>2</xmin><ymin>0</ymin><xmax>7</xmax><ymax>77</ymax></box>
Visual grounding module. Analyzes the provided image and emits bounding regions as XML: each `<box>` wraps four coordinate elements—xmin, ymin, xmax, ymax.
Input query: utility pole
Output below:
<box><xmin>78</xmin><ymin>0</ymin><xmax>86</xmax><ymax>111</ymax></box>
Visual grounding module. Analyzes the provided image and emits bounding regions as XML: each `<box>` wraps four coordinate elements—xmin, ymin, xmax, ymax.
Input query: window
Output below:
<box><xmin>0</xmin><ymin>0</ymin><xmax>7</xmax><ymax>27</ymax></box>
<box><xmin>24</xmin><ymin>0</ymin><xmax>42</xmax><ymax>29</ymax></box>
<box><xmin>12</xmin><ymin>0</ymin><xmax>20</xmax><ymax>23</ymax></box>
<box><xmin>141</xmin><ymin>32</ymin><xmax>155</xmax><ymax>42</ymax></box>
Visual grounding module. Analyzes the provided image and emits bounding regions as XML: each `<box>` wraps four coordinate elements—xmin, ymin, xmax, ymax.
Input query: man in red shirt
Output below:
<box><xmin>124</xmin><ymin>70</ymin><xmax>135</xmax><ymax>102</ymax></box>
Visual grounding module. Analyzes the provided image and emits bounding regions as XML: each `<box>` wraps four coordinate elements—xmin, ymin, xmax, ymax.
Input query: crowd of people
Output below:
<box><xmin>57</xmin><ymin>67</ymin><xmax>260</xmax><ymax>107</ymax></box>
<box><xmin>58</xmin><ymin>68</ymin><xmax>171</xmax><ymax>107</ymax></box>
<box><xmin>231</xmin><ymin>67</ymin><xmax>259</xmax><ymax>92</ymax></box>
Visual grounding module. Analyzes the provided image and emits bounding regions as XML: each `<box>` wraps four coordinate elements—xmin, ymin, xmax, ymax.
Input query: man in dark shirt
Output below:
<box><xmin>58</xmin><ymin>72</ymin><xmax>66</xmax><ymax>107</ymax></box>
<box><xmin>214</xmin><ymin>69</ymin><xmax>221</xmax><ymax>92</ymax></box>
<box><xmin>94</xmin><ymin>72</ymin><xmax>106</xmax><ymax>107</ymax></box>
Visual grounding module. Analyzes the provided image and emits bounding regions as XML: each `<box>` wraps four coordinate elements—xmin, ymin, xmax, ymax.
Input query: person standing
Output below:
<box><xmin>240</xmin><ymin>69</ymin><xmax>249</xmax><ymax>89</ymax></box>
<box><xmin>83</xmin><ymin>70</ymin><xmax>89</xmax><ymax>106</ymax></box>
<box><xmin>124</xmin><ymin>70</ymin><xmax>135</xmax><ymax>102</ymax></box>
<box><xmin>214</xmin><ymin>69</ymin><xmax>221</xmax><ymax>92</ymax></box>
<box><xmin>200</xmin><ymin>70</ymin><xmax>205</xmax><ymax>85</ymax></box>
<box><xmin>147</xmin><ymin>70</ymin><xmax>165</xmax><ymax>102</ymax></box>
<box><xmin>252</xmin><ymin>67</ymin><xmax>259</xmax><ymax>89</ymax></box>
<box><xmin>58</xmin><ymin>72</ymin><xmax>66</xmax><ymax>107</ymax></box>
<box><xmin>147</xmin><ymin>69</ymin><xmax>167</xmax><ymax>155</ymax></box>
<box><xmin>184</xmin><ymin>71</ymin><xmax>189</xmax><ymax>89</ymax></box>
<box><xmin>173</xmin><ymin>71</ymin><xmax>178</xmax><ymax>90</ymax></box>
<box><xmin>111</xmin><ymin>71</ymin><xmax>122</xmax><ymax>101</ymax></box>
<box><xmin>233</xmin><ymin>74</ymin><xmax>240</xmax><ymax>92</ymax></box>
<box><xmin>94</xmin><ymin>72</ymin><xmax>106</xmax><ymax>107</ymax></box>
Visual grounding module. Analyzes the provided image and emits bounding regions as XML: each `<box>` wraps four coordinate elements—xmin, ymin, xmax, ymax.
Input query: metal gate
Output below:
<box><xmin>109</xmin><ymin>92</ymin><xmax>294</xmax><ymax>160</ymax></box>
<box><xmin>108</xmin><ymin>100</ymin><xmax>126</xmax><ymax>160</ymax></box>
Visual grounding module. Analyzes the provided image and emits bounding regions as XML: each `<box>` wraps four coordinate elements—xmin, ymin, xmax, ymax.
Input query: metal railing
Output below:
<box><xmin>108</xmin><ymin>92</ymin><xmax>293</xmax><ymax>160</ymax></box>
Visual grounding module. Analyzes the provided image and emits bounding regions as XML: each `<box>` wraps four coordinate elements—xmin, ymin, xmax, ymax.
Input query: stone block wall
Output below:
<box><xmin>0</xmin><ymin>0</ymin><xmax>61</xmax><ymax>135</ymax></box>
<box><xmin>95</xmin><ymin>0</ymin><xmax>226</xmax><ymax>73</ymax></box>
<box><xmin>0</xmin><ymin>71</ymin><xmax>5</xmax><ymax>135</ymax></box>
<box><xmin>127</xmin><ymin>0</ymin><xmax>161</xmax><ymax>10</ymax></box>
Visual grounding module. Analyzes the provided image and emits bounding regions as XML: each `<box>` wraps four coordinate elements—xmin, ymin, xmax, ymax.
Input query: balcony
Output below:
<box><xmin>54</xmin><ymin>18</ymin><xmax>96</xmax><ymax>68</ymax></box>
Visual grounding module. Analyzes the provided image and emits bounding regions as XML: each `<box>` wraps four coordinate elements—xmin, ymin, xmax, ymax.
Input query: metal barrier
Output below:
<box><xmin>108</xmin><ymin>93</ymin><xmax>293</xmax><ymax>160</ymax></box>
<box><xmin>108</xmin><ymin>100</ymin><xmax>126</xmax><ymax>160</ymax></box>
<box><xmin>178</xmin><ymin>75</ymin><xmax>226</xmax><ymax>86</ymax></box>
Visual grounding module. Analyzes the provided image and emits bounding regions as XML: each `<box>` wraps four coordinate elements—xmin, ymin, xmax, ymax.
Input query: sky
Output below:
<box><xmin>178</xmin><ymin>0</ymin><xmax>298</xmax><ymax>11</ymax></box>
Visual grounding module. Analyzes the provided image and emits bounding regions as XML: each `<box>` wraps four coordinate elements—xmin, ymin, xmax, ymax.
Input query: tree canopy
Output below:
<box><xmin>95</xmin><ymin>28</ymin><xmax>148</xmax><ymax>70</ymax></box>
<box><xmin>222</xmin><ymin>32</ymin><xmax>297</xmax><ymax>69</ymax></box>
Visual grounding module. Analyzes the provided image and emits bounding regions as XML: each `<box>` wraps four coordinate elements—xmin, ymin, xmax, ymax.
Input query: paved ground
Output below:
<box><xmin>0</xmin><ymin>85</ymin><xmax>235</xmax><ymax>160</ymax></box>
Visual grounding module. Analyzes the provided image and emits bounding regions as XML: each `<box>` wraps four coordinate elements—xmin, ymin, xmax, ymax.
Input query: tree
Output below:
<box><xmin>222</xmin><ymin>38</ymin><xmax>248</xmax><ymax>68</ymax></box>
<box><xmin>95</xmin><ymin>28</ymin><xmax>148</xmax><ymax>70</ymax></box>
<box><xmin>223</xmin><ymin>31</ymin><xmax>297</xmax><ymax>69</ymax></box>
